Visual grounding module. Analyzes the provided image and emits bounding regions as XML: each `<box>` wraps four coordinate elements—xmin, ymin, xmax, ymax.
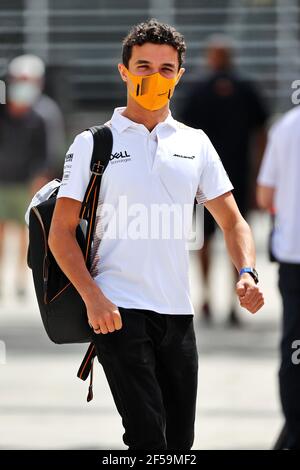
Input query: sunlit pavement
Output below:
<box><xmin>0</xmin><ymin>212</ymin><xmax>283</xmax><ymax>449</ymax></box>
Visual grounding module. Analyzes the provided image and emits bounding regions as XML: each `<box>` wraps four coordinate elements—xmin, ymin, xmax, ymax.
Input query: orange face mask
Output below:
<box><xmin>124</xmin><ymin>67</ymin><xmax>180</xmax><ymax>111</ymax></box>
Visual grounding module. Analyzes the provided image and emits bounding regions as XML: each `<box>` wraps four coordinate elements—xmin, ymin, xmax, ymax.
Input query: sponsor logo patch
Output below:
<box><xmin>110</xmin><ymin>150</ymin><xmax>131</xmax><ymax>164</ymax></box>
<box><xmin>65</xmin><ymin>153</ymin><xmax>73</xmax><ymax>162</ymax></box>
<box><xmin>173</xmin><ymin>153</ymin><xmax>195</xmax><ymax>160</ymax></box>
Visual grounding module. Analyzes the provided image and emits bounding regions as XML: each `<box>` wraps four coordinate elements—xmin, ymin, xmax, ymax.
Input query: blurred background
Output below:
<box><xmin>0</xmin><ymin>0</ymin><xmax>299</xmax><ymax>450</ymax></box>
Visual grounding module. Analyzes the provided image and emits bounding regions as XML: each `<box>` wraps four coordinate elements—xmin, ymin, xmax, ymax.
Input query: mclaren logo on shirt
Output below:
<box><xmin>110</xmin><ymin>150</ymin><xmax>131</xmax><ymax>164</ymax></box>
<box><xmin>173</xmin><ymin>153</ymin><xmax>195</xmax><ymax>160</ymax></box>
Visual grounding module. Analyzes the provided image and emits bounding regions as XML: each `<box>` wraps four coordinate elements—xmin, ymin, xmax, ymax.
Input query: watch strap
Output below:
<box><xmin>239</xmin><ymin>267</ymin><xmax>259</xmax><ymax>284</ymax></box>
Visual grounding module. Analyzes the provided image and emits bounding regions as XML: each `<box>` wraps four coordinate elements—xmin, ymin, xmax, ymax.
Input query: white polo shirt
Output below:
<box><xmin>57</xmin><ymin>107</ymin><xmax>233</xmax><ymax>314</ymax></box>
<box><xmin>258</xmin><ymin>106</ymin><xmax>300</xmax><ymax>263</ymax></box>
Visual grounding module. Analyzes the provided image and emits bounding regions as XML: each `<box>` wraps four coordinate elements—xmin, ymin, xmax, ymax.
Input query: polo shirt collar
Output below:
<box><xmin>110</xmin><ymin>106</ymin><xmax>178</xmax><ymax>134</ymax></box>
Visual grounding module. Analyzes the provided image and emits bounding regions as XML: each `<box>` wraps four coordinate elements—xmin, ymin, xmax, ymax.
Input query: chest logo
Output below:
<box><xmin>110</xmin><ymin>150</ymin><xmax>131</xmax><ymax>162</ymax></box>
<box><xmin>173</xmin><ymin>153</ymin><xmax>195</xmax><ymax>160</ymax></box>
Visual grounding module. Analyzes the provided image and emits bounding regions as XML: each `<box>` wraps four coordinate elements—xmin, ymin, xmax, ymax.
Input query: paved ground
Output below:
<box><xmin>0</xmin><ymin>212</ymin><xmax>283</xmax><ymax>449</ymax></box>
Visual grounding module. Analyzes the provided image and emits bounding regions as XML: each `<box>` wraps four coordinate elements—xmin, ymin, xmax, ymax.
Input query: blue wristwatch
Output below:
<box><xmin>239</xmin><ymin>267</ymin><xmax>259</xmax><ymax>284</ymax></box>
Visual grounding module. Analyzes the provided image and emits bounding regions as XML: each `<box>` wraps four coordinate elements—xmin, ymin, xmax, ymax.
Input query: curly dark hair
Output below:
<box><xmin>122</xmin><ymin>18</ymin><xmax>186</xmax><ymax>70</ymax></box>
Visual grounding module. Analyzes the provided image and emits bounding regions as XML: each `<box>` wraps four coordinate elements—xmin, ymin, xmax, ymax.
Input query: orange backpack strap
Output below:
<box><xmin>77</xmin><ymin>343</ymin><xmax>97</xmax><ymax>402</ymax></box>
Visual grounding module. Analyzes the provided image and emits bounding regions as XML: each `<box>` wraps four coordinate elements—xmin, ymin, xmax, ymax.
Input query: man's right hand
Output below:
<box><xmin>85</xmin><ymin>291</ymin><xmax>122</xmax><ymax>334</ymax></box>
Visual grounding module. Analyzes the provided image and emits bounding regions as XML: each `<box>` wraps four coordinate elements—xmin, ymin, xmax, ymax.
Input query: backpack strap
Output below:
<box><xmin>77</xmin><ymin>125</ymin><xmax>113</xmax><ymax>402</ymax></box>
<box><xmin>79</xmin><ymin>125</ymin><xmax>113</xmax><ymax>267</ymax></box>
<box><xmin>77</xmin><ymin>343</ymin><xmax>97</xmax><ymax>402</ymax></box>
<box><xmin>89</xmin><ymin>125</ymin><xmax>113</xmax><ymax>173</ymax></box>
<box><xmin>79</xmin><ymin>125</ymin><xmax>112</xmax><ymax>221</ymax></box>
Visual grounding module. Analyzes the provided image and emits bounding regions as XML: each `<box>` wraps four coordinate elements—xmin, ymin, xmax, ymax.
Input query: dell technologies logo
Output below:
<box><xmin>110</xmin><ymin>150</ymin><xmax>131</xmax><ymax>164</ymax></box>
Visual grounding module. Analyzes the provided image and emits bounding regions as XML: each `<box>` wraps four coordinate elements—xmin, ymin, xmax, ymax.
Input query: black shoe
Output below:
<box><xmin>227</xmin><ymin>309</ymin><xmax>241</xmax><ymax>328</ymax></box>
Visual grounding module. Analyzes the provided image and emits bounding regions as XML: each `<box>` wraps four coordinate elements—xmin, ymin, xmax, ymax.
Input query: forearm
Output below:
<box><xmin>204</xmin><ymin>193</ymin><xmax>263</xmax><ymax>313</ymax></box>
<box><xmin>223</xmin><ymin>218</ymin><xmax>256</xmax><ymax>273</ymax></box>
<box><xmin>48</xmin><ymin>227</ymin><xmax>103</xmax><ymax>304</ymax></box>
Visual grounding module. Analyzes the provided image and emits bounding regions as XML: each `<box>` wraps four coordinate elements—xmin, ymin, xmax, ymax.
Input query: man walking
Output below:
<box><xmin>49</xmin><ymin>19</ymin><xmax>264</xmax><ymax>450</ymax></box>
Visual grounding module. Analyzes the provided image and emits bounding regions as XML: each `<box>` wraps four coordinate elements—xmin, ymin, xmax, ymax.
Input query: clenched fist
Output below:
<box><xmin>236</xmin><ymin>274</ymin><xmax>264</xmax><ymax>314</ymax></box>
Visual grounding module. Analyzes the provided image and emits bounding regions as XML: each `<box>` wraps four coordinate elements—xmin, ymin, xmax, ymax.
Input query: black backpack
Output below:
<box><xmin>27</xmin><ymin>125</ymin><xmax>113</xmax><ymax>400</ymax></box>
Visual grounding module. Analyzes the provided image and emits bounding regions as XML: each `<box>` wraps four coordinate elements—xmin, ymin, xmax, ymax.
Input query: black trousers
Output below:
<box><xmin>278</xmin><ymin>263</ymin><xmax>300</xmax><ymax>449</ymax></box>
<box><xmin>93</xmin><ymin>307</ymin><xmax>198</xmax><ymax>450</ymax></box>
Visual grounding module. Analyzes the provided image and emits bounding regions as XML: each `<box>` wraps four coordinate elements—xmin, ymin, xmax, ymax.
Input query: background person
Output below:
<box><xmin>181</xmin><ymin>34</ymin><xmax>268</xmax><ymax>326</ymax></box>
<box><xmin>0</xmin><ymin>57</ymin><xmax>47</xmax><ymax>298</ymax></box>
<box><xmin>257</xmin><ymin>105</ymin><xmax>300</xmax><ymax>450</ymax></box>
<box><xmin>8</xmin><ymin>54</ymin><xmax>66</xmax><ymax>187</ymax></box>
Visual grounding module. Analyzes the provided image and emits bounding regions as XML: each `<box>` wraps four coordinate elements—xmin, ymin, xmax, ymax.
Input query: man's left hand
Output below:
<box><xmin>236</xmin><ymin>274</ymin><xmax>264</xmax><ymax>314</ymax></box>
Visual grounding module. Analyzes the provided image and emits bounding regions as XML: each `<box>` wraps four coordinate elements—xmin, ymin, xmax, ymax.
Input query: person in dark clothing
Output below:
<box><xmin>7</xmin><ymin>54</ymin><xmax>66</xmax><ymax>179</ymax></box>
<box><xmin>181</xmin><ymin>35</ymin><xmax>268</xmax><ymax>326</ymax></box>
<box><xmin>0</xmin><ymin>106</ymin><xmax>46</xmax><ymax>186</ymax></box>
<box><xmin>0</xmin><ymin>69</ymin><xmax>46</xmax><ymax>298</ymax></box>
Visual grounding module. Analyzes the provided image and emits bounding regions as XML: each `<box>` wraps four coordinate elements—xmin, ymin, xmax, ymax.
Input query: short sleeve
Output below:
<box><xmin>57</xmin><ymin>130</ymin><xmax>93</xmax><ymax>202</ymax></box>
<box><xmin>196</xmin><ymin>134</ymin><xmax>234</xmax><ymax>204</ymax></box>
<box><xmin>257</xmin><ymin>127</ymin><xmax>278</xmax><ymax>188</ymax></box>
